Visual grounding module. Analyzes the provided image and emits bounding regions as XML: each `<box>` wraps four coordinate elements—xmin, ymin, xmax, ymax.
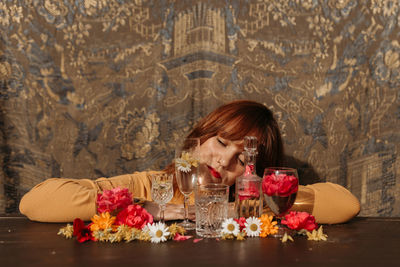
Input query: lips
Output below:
<box><xmin>207</xmin><ymin>165</ymin><xmax>222</xmax><ymax>179</ymax></box>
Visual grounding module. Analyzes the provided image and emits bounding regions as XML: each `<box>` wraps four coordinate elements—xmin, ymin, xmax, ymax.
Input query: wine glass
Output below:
<box><xmin>262</xmin><ymin>167</ymin><xmax>299</xmax><ymax>237</ymax></box>
<box><xmin>175</xmin><ymin>138</ymin><xmax>200</xmax><ymax>230</ymax></box>
<box><xmin>151</xmin><ymin>173</ymin><xmax>174</xmax><ymax>223</ymax></box>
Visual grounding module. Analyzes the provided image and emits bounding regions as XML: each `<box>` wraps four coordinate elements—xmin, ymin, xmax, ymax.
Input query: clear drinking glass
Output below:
<box><xmin>175</xmin><ymin>138</ymin><xmax>200</xmax><ymax>230</ymax></box>
<box><xmin>262</xmin><ymin>167</ymin><xmax>299</xmax><ymax>237</ymax></box>
<box><xmin>151</xmin><ymin>173</ymin><xmax>174</xmax><ymax>223</ymax></box>
<box><xmin>195</xmin><ymin>183</ymin><xmax>229</xmax><ymax>238</ymax></box>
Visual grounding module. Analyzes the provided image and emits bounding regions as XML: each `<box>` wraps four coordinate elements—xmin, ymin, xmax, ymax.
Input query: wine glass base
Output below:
<box><xmin>177</xmin><ymin>220</ymin><xmax>196</xmax><ymax>230</ymax></box>
<box><xmin>271</xmin><ymin>227</ymin><xmax>286</xmax><ymax>238</ymax></box>
<box><xmin>271</xmin><ymin>225</ymin><xmax>294</xmax><ymax>238</ymax></box>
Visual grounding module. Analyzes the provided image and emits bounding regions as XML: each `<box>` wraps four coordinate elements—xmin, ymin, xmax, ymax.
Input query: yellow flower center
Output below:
<box><xmin>227</xmin><ymin>224</ymin><xmax>235</xmax><ymax>232</ymax></box>
<box><xmin>156</xmin><ymin>230</ymin><xmax>163</xmax><ymax>238</ymax></box>
<box><xmin>250</xmin><ymin>224</ymin><xmax>258</xmax><ymax>231</ymax></box>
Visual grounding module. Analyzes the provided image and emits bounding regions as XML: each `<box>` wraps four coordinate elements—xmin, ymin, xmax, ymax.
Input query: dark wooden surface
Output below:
<box><xmin>1</xmin><ymin>215</ymin><xmax>399</xmax><ymax>266</ymax></box>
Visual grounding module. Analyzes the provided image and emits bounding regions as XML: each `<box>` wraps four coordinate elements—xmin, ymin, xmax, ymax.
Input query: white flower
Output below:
<box><xmin>244</xmin><ymin>217</ymin><xmax>261</xmax><ymax>237</ymax></box>
<box><xmin>147</xmin><ymin>222</ymin><xmax>170</xmax><ymax>243</ymax></box>
<box><xmin>175</xmin><ymin>158</ymin><xmax>192</xmax><ymax>173</ymax></box>
<box><xmin>221</xmin><ymin>218</ymin><xmax>240</xmax><ymax>236</ymax></box>
<box><xmin>175</xmin><ymin>152</ymin><xmax>199</xmax><ymax>173</ymax></box>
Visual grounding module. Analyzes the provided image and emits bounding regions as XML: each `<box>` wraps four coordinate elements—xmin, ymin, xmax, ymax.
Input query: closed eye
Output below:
<box><xmin>238</xmin><ymin>155</ymin><xmax>245</xmax><ymax>166</ymax></box>
<box><xmin>217</xmin><ymin>138</ymin><xmax>226</xmax><ymax>147</ymax></box>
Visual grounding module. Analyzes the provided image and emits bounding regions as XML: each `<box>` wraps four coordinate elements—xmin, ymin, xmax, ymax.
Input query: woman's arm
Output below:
<box><xmin>292</xmin><ymin>182</ymin><xmax>361</xmax><ymax>224</ymax></box>
<box><xmin>19</xmin><ymin>171</ymin><xmax>188</xmax><ymax>223</ymax></box>
<box><xmin>19</xmin><ymin>172</ymin><xmax>148</xmax><ymax>222</ymax></box>
<box><xmin>19</xmin><ymin>178</ymin><xmax>98</xmax><ymax>222</ymax></box>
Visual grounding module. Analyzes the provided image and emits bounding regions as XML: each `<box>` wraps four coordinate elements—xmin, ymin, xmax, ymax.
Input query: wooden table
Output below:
<box><xmin>1</xmin><ymin>216</ymin><xmax>399</xmax><ymax>266</ymax></box>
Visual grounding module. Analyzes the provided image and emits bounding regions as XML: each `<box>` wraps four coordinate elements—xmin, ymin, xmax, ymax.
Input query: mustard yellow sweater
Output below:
<box><xmin>19</xmin><ymin>171</ymin><xmax>360</xmax><ymax>224</ymax></box>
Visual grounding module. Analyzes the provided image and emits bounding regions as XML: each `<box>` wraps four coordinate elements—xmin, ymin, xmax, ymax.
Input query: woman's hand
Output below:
<box><xmin>143</xmin><ymin>201</ymin><xmax>195</xmax><ymax>221</ymax></box>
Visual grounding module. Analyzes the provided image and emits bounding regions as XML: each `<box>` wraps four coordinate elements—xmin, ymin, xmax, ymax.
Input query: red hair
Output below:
<box><xmin>173</xmin><ymin>100</ymin><xmax>284</xmax><ymax>177</ymax></box>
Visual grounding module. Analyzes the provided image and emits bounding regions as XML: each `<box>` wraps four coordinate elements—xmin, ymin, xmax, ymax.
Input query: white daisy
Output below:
<box><xmin>244</xmin><ymin>217</ymin><xmax>261</xmax><ymax>237</ymax></box>
<box><xmin>221</xmin><ymin>218</ymin><xmax>240</xmax><ymax>236</ymax></box>
<box><xmin>175</xmin><ymin>152</ymin><xmax>199</xmax><ymax>173</ymax></box>
<box><xmin>147</xmin><ymin>222</ymin><xmax>170</xmax><ymax>243</ymax></box>
<box><xmin>175</xmin><ymin>158</ymin><xmax>192</xmax><ymax>173</ymax></box>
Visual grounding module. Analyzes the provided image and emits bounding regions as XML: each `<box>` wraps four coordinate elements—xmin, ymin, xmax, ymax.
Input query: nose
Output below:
<box><xmin>218</xmin><ymin>150</ymin><xmax>236</xmax><ymax>168</ymax></box>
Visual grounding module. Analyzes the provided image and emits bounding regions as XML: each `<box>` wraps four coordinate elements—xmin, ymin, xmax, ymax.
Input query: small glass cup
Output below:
<box><xmin>195</xmin><ymin>183</ymin><xmax>229</xmax><ymax>238</ymax></box>
<box><xmin>151</xmin><ymin>173</ymin><xmax>174</xmax><ymax>223</ymax></box>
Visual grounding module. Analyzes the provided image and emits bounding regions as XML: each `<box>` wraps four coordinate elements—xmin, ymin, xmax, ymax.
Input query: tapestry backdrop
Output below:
<box><xmin>1</xmin><ymin>0</ymin><xmax>399</xmax><ymax>217</ymax></box>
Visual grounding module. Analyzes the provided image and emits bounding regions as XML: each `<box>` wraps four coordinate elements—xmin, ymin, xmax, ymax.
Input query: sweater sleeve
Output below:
<box><xmin>291</xmin><ymin>182</ymin><xmax>360</xmax><ymax>224</ymax></box>
<box><xmin>19</xmin><ymin>177</ymin><xmax>98</xmax><ymax>222</ymax></box>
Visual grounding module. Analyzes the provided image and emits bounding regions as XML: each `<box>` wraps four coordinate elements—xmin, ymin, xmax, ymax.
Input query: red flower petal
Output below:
<box><xmin>173</xmin><ymin>233</ymin><xmax>192</xmax><ymax>241</ymax></box>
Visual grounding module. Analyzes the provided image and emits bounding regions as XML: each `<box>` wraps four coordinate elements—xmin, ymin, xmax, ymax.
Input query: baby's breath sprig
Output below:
<box><xmin>62</xmin><ymin>222</ymin><xmax>188</xmax><ymax>243</ymax></box>
<box><xmin>306</xmin><ymin>226</ymin><xmax>328</xmax><ymax>241</ymax></box>
<box><xmin>168</xmin><ymin>223</ymin><xmax>186</xmax><ymax>238</ymax></box>
<box><xmin>57</xmin><ymin>224</ymin><xmax>73</xmax><ymax>238</ymax></box>
<box><xmin>281</xmin><ymin>232</ymin><xmax>294</xmax><ymax>243</ymax></box>
<box><xmin>221</xmin><ymin>232</ymin><xmax>246</xmax><ymax>241</ymax></box>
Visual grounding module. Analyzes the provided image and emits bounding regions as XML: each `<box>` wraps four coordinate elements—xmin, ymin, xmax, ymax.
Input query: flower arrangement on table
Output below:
<box><xmin>58</xmin><ymin>186</ymin><xmax>327</xmax><ymax>243</ymax></box>
<box><xmin>220</xmin><ymin>211</ymin><xmax>328</xmax><ymax>242</ymax></box>
<box><xmin>224</xmin><ymin>169</ymin><xmax>325</xmax><ymax>243</ymax></box>
<box><xmin>58</xmin><ymin>187</ymin><xmax>190</xmax><ymax>243</ymax></box>
<box><xmin>228</xmin><ymin>169</ymin><xmax>327</xmax><ymax>242</ymax></box>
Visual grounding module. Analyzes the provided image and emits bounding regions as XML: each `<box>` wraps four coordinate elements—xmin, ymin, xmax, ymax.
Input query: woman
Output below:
<box><xmin>19</xmin><ymin>100</ymin><xmax>360</xmax><ymax>224</ymax></box>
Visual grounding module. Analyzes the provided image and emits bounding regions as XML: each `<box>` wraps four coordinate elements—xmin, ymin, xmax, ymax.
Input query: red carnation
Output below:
<box><xmin>115</xmin><ymin>204</ymin><xmax>153</xmax><ymax>229</ymax></box>
<box><xmin>281</xmin><ymin>211</ymin><xmax>318</xmax><ymax>231</ymax></box>
<box><xmin>262</xmin><ymin>174</ymin><xmax>279</xmax><ymax>196</ymax></box>
<box><xmin>262</xmin><ymin>174</ymin><xmax>298</xmax><ymax>197</ymax></box>
<box><xmin>277</xmin><ymin>175</ymin><xmax>298</xmax><ymax>197</ymax></box>
<box><xmin>234</xmin><ymin>217</ymin><xmax>247</xmax><ymax>231</ymax></box>
<box><xmin>73</xmin><ymin>218</ymin><xmax>95</xmax><ymax>243</ymax></box>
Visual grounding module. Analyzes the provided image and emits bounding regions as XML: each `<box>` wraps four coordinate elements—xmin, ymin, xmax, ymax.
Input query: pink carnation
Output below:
<box><xmin>281</xmin><ymin>211</ymin><xmax>318</xmax><ymax>231</ymax></box>
<box><xmin>96</xmin><ymin>187</ymin><xmax>132</xmax><ymax>214</ymax></box>
<box><xmin>115</xmin><ymin>204</ymin><xmax>153</xmax><ymax>229</ymax></box>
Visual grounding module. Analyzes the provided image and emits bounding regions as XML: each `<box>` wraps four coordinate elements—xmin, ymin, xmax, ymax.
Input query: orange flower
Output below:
<box><xmin>90</xmin><ymin>212</ymin><xmax>117</xmax><ymax>232</ymax></box>
<box><xmin>259</xmin><ymin>214</ymin><xmax>278</xmax><ymax>237</ymax></box>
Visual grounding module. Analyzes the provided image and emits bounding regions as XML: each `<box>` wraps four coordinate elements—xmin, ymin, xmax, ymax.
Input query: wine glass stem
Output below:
<box><xmin>183</xmin><ymin>195</ymin><xmax>189</xmax><ymax>223</ymax></box>
<box><xmin>159</xmin><ymin>204</ymin><xmax>166</xmax><ymax>223</ymax></box>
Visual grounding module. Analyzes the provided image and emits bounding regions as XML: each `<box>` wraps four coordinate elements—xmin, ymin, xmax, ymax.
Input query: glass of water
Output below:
<box><xmin>195</xmin><ymin>183</ymin><xmax>229</xmax><ymax>238</ymax></box>
<box><xmin>151</xmin><ymin>173</ymin><xmax>174</xmax><ymax>223</ymax></box>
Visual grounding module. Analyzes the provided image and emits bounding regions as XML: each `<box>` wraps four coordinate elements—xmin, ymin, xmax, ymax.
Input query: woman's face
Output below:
<box><xmin>198</xmin><ymin>135</ymin><xmax>246</xmax><ymax>186</ymax></box>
